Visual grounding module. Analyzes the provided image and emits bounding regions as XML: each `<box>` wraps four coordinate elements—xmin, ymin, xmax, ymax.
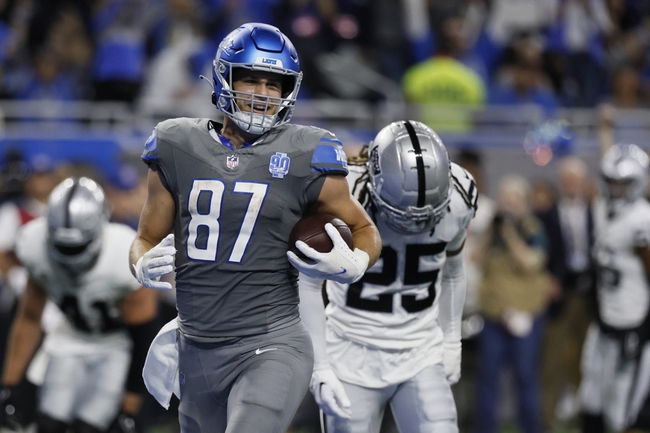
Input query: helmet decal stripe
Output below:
<box><xmin>403</xmin><ymin>121</ymin><xmax>426</xmax><ymax>207</ymax></box>
<box><xmin>63</xmin><ymin>179</ymin><xmax>79</xmax><ymax>229</ymax></box>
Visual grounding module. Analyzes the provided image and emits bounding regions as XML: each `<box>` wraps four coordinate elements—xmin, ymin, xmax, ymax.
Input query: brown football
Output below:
<box><xmin>289</xmin><ymin>213</ymin><xmax>354</xmax><ymax>261</ymax></box>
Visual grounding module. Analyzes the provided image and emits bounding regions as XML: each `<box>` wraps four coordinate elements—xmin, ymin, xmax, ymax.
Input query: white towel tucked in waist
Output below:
<box><xmin>142</xmin><ymin>317</ymin><xmax>180</xmax><ymax>409</ymax></box>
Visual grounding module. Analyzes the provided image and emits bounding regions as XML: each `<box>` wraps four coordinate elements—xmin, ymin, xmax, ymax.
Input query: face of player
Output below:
<box><xmin>232</xmin><ymin>69</ymin><xmax>284</xmax><ymax>117</ymax></box>
<box><xmin>603</xmin><ymin>177</ymin><xmax>632</xmax><ymax>200</ymax></box>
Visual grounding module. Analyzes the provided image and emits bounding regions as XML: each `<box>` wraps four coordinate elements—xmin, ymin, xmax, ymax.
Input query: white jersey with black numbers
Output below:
<box><xmin>15</xmin><ymin>218</ymin><xmax>141</xmax><ymax>355</ymax></box>
<box><xmin>593</xmin><ymin>198</ymin><xmax>650</xmax><ymax>329</ymax></box>
<box><xmin>325</xmin><ymin>162</ymin><xmax>476</xmax><ymax>386</ymax></box>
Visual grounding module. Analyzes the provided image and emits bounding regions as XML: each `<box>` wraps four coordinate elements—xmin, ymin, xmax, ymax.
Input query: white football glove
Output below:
<box><xmin>310</xmin><ymin>367</ymin><xmax>351</xmax><ymax>419</ymax></box>
<box><xmin>287</xmin><ymin>223</ymin><xmax>369</xmax><ymax>284</ymax></box>
<box><xmin>133</xmin><ymin>234</ymin><xmax>176</xmax><ymax>290</ymax></box>
<box><xmin>442</xmin><ymin>342</ymin><xmax>462</xmax><ymax>385</ymax></box>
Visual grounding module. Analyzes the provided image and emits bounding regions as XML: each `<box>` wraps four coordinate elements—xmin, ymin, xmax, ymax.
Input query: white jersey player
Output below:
<box><xmin>299</xmin><ymin>120</ymin><xmax>477</xmax><ymax>433</ymax></box>
<box><xmin>0</xmin><ymin>177</ymin><xmax>157</xmax><ymax>433</ymax></box>
<box><xmin>579</xmin><ymin>144</ymin><xmax>650</xmax><ymax>433</ymax></box>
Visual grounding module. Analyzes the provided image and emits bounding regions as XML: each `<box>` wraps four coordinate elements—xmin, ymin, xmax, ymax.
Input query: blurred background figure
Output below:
<box><xmin>91</xmin><ymin>0</ymin><xmax>160</xmax><ymax>104</ymax></box>
<box><xmin>546</xmin><ymin>0</ymin><xmax>613</xmax><ymax>107</ymax></box>
<box><xmin>0</xmin><ymin>1</ymin><xmax>648</xmax><ymax>432</ymax></box>
<box><xmin>472</xmin><ymin>174</ymin><xmax>552</xmax><ymax>433</ymax></box>
<box><xmin>452</xmin><ymin>147</ymin><xmax>495</xmax><ymax>432</ymax></box>
<box><xmin>530</xmin><ymin>178</ymin><xmax>556</xmax><ymax>215</ymax></box>
<box><xmin>0</xmin><ymin>148</ymin><xmax>32</xmax><ymax>371</ymax></box>
<box><xmin>402</xmin><ymin>8</ymin><xmax>486</xmax><ymax>132</ymax></box>
<box><xmin>455</xmin><ymin>148</ymin><xmax>495</xmax><ymax>317</ymax></box>
<box><xmin>102</xmin><ymin>159</ymin><xmax>147</xmax><ymax>230</ymax></box>
<box><xmin>536</xmin><ymin>156</ymin><xmax>596</xmax><ymax>432</ymax></box>
<box><xmin>579</xmin><ymin>143</ymin><xmax>650</xmax><ymax>433</ymax></box>
<box><xmin>605</xmin><ymin>63</ymin><xmax>647</xmax><ymax>109</ymax></box>
<box><xmin>488</xmin><ymin>33</ymin><xmax>560</xmax><ymax>119</ymax></box>
<box><xmin>137</xmin><ymin>0</ymin><xmax>214</xmax><ymax>117</ymax></box>
<box><xmin>0</xmin><ymin>177</ymin><xmax>159</xmax><ymax>433</ymax></box>
<box><xmin>0</xmin><ymin>151</ymin><xmax>67</xmax><ymax>334</ymax></box>
<box><xmin>0</xmin><ymin>152</ymin><xmax>69</xmax><ymax>429</ymax></box>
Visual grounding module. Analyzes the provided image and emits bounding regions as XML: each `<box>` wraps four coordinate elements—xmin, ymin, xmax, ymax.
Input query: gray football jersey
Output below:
<box><xmin>142</xmin><ymin>118</ymin><xmax>348</xmax><ymax>338</ymax></box>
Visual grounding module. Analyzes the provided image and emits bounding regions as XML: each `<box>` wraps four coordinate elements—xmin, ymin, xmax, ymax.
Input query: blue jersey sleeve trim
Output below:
<box><xmin>311</xmin><ymin>143</ymin><xmax>348</xmax><ymax>175</ymax></box>
<box><xmin>141</xmin><ymin>130</ymin><xmax>159</xmax><ymax>163</ymax></box>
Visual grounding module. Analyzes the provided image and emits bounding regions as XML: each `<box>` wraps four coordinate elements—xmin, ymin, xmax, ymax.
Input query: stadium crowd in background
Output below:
<box><xmin>0</xmin><ymin>0</ymin><xmax>647</xmax><ymax>108</ymax></box>
<box><xmin>0</xmin><ymin>2</ymin><xmax>649</xmax><ymax>433</ymax></box>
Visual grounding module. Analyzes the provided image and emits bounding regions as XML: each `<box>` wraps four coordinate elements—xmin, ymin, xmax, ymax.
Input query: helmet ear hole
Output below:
<box><xmin>211</xmin><ymin>92</ymin><xmax>216</xmax><ymax>106</ymax></box>
<box><xmin>281</xmin><ymin>76</ymin><xmax>296</xmax><ymax>98</ymax></box>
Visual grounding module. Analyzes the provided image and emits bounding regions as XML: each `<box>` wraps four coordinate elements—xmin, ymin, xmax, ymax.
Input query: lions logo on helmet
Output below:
<box><xmin>366</xmin><ymin>120</ymin><xmax>452</xmax><ymax>233</ymax></box>
<box><xmin>211</xmin><ymin>22</ymin><xmax>302</xmax><ymax>135</ymax></box>
<box><xmin>600</xmin><ymin>143</ymin><xmax>649</xmax><ymax>214</ymax></box>
<box><xmin>47</xmin><ymin>177</ymin><xmax>110</xmax><ymax>271</ymax></box>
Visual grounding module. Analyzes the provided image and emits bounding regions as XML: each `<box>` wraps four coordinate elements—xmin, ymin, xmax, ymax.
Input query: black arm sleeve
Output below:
<box><xmin>125</xmin><ymin>317</ymin><xmax>160</xmax><ymax>394</ymax></box>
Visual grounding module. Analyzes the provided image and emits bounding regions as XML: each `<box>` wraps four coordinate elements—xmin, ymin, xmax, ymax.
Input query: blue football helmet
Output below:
<box><xmin>367</xmin><ymin>120</ymin><xmax>452</xmax><ymax>234</ymax></box>
<box><xmin>212</xmin><ymin>23</ymin><xmax>302</xmax><ymax>135</ymax></box>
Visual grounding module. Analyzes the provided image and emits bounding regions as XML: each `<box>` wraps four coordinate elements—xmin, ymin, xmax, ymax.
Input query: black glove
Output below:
<box><xmin>0</xmin><ymin>386</ymin><xmax>23</xmax><ymax>431</ymax></box>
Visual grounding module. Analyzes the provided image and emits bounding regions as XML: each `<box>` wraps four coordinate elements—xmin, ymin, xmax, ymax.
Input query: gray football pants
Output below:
<box><xmin>325</xmin><ymin>363</ymin><xmax>458</xmax><ymax>433</ymax></box>
<box><xmin>177</xmin><ymin>322</ymin><xmax>313</xmax><ymax>433</ymax></box>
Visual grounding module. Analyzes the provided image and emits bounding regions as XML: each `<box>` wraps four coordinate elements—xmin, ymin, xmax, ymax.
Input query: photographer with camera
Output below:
<box><xmin>471</xmin><ymin>174</ymin><xmax>553</xmax><ymax>433</ymax></box>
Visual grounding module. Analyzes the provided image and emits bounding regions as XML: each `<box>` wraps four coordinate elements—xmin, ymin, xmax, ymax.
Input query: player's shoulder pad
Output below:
<box><xmin>101</xmin><ymin>223</ymin><xmax>140</xmax><ymax>287</ymax></box>
<box><xmin>141</xmin><ymin>118</ymin><xmax>198</xmax><ymax>164</ymax></box>
<box><xmin>450</xmin><ymin>162</ymin><xmax>478</xmax><ymax>215</ymax></box>
<box><xmin>632</xmin><ymin>200</ymin><xmax>650</xmax><ymax>248</ymax></box>
<box><xmin>15</xmin><ymin>217</ymin><xmax>47</xmax><ymax>268</ymax></box>
<box><xmin>105</xmin><ymin>222</ymin><xmax>137</xmax><ymax>244</ymax></box>
<box><xmin>632</xmin><ymin>199</ymin><xmax>650</xmax><ymax>227</ymax></box>
<box><xmin>306</xmin><ymin>126</ymin><xmax>348</xmax><ymax>176</ymax></box>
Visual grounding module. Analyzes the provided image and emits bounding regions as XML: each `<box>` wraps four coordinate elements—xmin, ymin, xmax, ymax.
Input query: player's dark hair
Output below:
<box><xmin>348</xmin><ymin>145</ymin><xmax>380</xmax><ymax>226</ymax></box>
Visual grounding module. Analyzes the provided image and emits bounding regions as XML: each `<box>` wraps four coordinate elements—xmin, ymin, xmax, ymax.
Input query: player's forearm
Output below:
<box><xmin>298</xmin><ymin>274</ymin><xmax>329</xmax><ymax>369</ymax></box>
<box><xmin>130</xmin><ymin>168</ymin><xmax>177</xmax><ymax>275</ymax></box>
<box><xmin>439</xmin><ymin>254</ymin><xmax>467</xmax><ymax>343</ymax></box>
<box><xmin>351</xmin><ymin>224</ymin><xmax>382</xmax><ymax>268</ymax></box>
<box><xmin>1</xmin><ymin>317</ymin><xmax>43</xmax><ymax>386</ymax></box>
<box><xmin>129</xmin><ymin>236</ymin><xmax>158</xmax><ymax>275</ymax></box>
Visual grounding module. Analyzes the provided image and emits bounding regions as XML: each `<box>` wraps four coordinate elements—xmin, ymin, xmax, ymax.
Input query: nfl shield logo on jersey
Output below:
<box><xmin>227</xmin><ymin>155</ymin><xmax>239</xmax><ymax>169</ymax></box>
<box><xmin>269</xmin><ymin>152</ymin><xmax>291</xmax><ymax>178</ymax></box>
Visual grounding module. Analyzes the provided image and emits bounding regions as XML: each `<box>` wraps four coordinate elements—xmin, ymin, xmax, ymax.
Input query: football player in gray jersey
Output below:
<box><xmin>299</xmin><ymin>120</ymin><xmax>477</xmax><ymax>433</ymax></box>
<box><xmin>579</xmin><ymin>144</ymin><xmax>650</xmax><ymax>433</ymax></box>
<box><xmin>129</xmin><ymin>23</ymin><xmax>381</xmax><ymax>433</ymax></box>
<box><xmin>0</xmin><ymin>177</ymin><xmax>158</xmax><ymax>433</ymax></box>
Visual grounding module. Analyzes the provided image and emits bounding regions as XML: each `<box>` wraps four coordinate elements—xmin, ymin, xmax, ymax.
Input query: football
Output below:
<box><xmin>288</xmin><ymin>213</ymin><xmax>354</xmax><ymax>261</ymax></box>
